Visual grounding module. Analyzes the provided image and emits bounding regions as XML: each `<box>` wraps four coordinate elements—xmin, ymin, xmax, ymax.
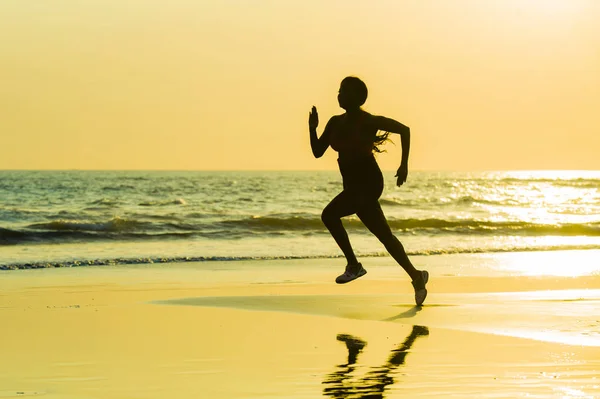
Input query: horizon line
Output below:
<box><xmin>1</xmin><ymin>168</ymin><xmax>599</xmax><ymax>173</ymax></box>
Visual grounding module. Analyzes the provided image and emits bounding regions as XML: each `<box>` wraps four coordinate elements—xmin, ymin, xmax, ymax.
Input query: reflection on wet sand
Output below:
<box><xmin>323</xmin><ymin>325</ymin><xmax>429</xmax><ymax>398</ymax></box>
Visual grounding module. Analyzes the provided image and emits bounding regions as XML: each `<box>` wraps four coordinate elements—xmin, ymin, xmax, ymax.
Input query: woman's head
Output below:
<box><xmin>338</xmin><ymin>76</ymin><xmax>368</xmax><ymax>110</ymax></box>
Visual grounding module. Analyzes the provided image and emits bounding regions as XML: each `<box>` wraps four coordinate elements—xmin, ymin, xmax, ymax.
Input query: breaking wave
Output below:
<box><xmin>2</xmin><ymin>215</ymin><xmax>600</xmax><ymax>246</ymax></box>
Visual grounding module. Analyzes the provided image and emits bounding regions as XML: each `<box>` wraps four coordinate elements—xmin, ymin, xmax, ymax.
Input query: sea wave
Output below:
<box><xmin>0</xmin><ymin>227</ymin><xmax>198</xmax><ymax>245</ymax></box>
<box><xmin>379</xmin><ymin>198</ymin><xmax>410</xmax><ymax>207</ymax></box>
<box><xmin>219</xmin><ymin>215</ymin><xmax>600</xmax><ymax>236</ymax></box>
<box><xmin>2</xmin><ymin>216</ymin><xmax>600</xmax><ymax>245</ymax></box>
<box><xmin>380</xmin><ymin>196</ymin><xmax>521</xmax><ymax>207</ymax></box>
<box><xmin>85</xmin><ymin>198</ymin><xmax>123</xmax><ymax>208</ymax></box>
<box><xmin>27</xmin><ymin>217</ymin><xmax>148</xmax><ymax>232</ymax></box>
<box><xmin>139</xmin><ymin>198</ymin><xmax>187</xmax><ymax>206</ymax></box>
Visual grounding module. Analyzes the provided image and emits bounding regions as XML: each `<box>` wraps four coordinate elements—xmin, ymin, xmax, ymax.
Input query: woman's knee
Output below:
<box><xmin>321</xmin><ymin>208</ymin><xmax>337</xmax><ymax>226</ymax></box>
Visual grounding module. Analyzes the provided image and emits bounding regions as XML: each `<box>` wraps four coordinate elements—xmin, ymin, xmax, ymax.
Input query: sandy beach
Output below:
<box><xmin>1</xmin><ymin>251</ymin><xmax>600</xmax><ymax>398</ymax></box>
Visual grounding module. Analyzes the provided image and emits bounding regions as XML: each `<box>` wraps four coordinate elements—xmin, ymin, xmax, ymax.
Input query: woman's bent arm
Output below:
<box><xmin>373</xmin><ymin>116</ymin><xmax>410</xmax><ymax>165</ymax></box>
<box><xmin>373</xmin><ymin>115</ymin><xmax>411</xmax><ymax>185</ymax></box>
<box><xmin>373</xmin><ymin>115</ymin><xmax>410</xmax><ymax>136</ymax></box>
<box><xmin>309</xmin><ymin>111</ymin><xmax>335</xmax><ymax>158</ymax></box>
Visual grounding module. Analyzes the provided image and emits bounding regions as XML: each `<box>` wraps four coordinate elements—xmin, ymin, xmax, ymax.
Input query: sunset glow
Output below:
<box><xmin>1</xmin><ymin>1</ymin><xmax>599</xmax><ymax>170</ymax></box>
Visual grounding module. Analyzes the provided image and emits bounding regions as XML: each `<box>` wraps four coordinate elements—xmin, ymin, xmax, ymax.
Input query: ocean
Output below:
<box><xmin>1</xmin><ymin>170</ymin><xmax>600</xmax><ymax>270</ymax></box>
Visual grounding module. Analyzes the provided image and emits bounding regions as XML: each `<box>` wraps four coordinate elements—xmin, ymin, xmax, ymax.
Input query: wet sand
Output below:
<box><xmin>1</xmin><ymin>253</ymin><xmax>600</xmax><ymax>398</ymax></box>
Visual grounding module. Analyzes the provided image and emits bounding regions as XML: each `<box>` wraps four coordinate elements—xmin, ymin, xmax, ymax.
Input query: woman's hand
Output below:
<box><xmin>309</xmin><ymin>106</ymin><xmax>319</xmax><ymax>130</ymax></box>
<box><xmin>395</xmin><ymin>164</ymin><xmax>408</xmax><ymax>186</ymax></box>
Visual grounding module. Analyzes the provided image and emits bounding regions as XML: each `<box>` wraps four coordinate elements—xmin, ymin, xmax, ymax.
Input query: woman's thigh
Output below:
<box><xmin>322</xmin><ymin>191</ymin><xmax>361</xmax><ymax>220</ymax></box>
<box><xmin>356</xmin><ymin>201</ymin><xmax>394</xmax><ymax>239</ymax></box>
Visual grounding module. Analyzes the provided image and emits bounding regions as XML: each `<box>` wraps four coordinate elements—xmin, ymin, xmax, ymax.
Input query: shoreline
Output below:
<box><xmin>2</xmin><ymin>247</ymin><xmax>600</xmax><ymax>273</ymax></box>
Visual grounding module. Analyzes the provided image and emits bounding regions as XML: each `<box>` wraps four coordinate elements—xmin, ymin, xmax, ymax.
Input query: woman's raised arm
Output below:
<box><xmin>309</xmin><ymin>107</ymin><xmax>336</xmax><ymax>158</ymax></box>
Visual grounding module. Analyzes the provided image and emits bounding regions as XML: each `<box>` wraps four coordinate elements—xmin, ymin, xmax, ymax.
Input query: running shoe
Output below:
<box><xmin>335</xmin><ymin>263</ymin><xmax>367</xmax><ymax>284</ymax></box>
<box><xmin>411</xmin><ymin>270</ymin><xmax>429</xmax><ymax>306</ymax></box>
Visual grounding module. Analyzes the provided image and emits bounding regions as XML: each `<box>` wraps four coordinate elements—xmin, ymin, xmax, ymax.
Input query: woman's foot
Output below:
<box><xmin>411</xmin><ymin>270</ymin><xmax>429</xmax><ymax>306</ymax></box>
<box><xmin>335</xmin><ymin>263</ymin><xmax>367</xmax><ymax>284</ymax></box>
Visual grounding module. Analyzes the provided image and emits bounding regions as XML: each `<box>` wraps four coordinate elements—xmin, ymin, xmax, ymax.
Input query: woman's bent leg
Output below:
<box><xmin>321</xmin><ymin>191</ymin><xmax>360</xmax><ymax>266</ymax></box>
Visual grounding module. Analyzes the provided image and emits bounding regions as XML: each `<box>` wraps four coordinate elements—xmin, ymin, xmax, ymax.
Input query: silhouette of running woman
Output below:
<box><xmin>309</xmin><ymin>76</ymin><xmax>428</xmax><ymax>305</ymax></box>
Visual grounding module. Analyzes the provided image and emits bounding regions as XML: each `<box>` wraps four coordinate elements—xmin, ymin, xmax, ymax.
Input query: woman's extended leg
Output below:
<box><xmin>356</xmin><ymin>202</ymin><xmax>420</xmax><ymax>280</ymax></box>
<box><xmin>357</xmin><ymin>201</ymin><xmax>429</xmax><ymax>305</ymax></box>
<box><xmin>321</xmin><ymin>191</ymin><xmax>360</xmax><ymax>266</ymax></box>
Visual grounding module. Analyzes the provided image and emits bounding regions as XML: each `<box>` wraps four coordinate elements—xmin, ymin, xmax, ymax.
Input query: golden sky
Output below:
<box><xmin>1</xmin><ymin>0</ymin><xmax>599</xmax><ymax>170</ymax></box>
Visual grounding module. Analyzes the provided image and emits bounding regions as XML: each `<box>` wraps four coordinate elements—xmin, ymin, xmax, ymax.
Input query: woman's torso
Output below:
<box><xmin>330</xmin><ymin>111</ymin><xmax>384</xmax><ymax>199</ymax></box>
<box><xmin>329</xmin><ymin>111</ymin><xmax>378</xmax><ymax>162</ymax></box>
